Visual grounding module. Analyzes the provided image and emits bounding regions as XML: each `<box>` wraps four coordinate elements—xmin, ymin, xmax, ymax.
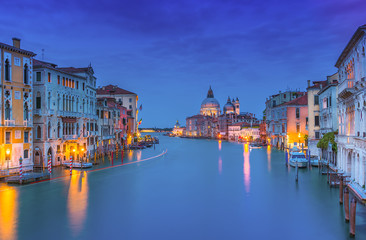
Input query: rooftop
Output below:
<box><xmin>280</xmin><ymin>94</ymin><xmax>308</xmax><ymax>106</ymax></box>
<box><xmin>97</xmin><ymin>85</ymin><xmax>136</xmax><ymax>95</ymax></box>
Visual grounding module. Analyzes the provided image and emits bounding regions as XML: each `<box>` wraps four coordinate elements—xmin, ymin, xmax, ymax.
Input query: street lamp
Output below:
<box><xmin>6</xmin><ymin>148</ymin><xmax>10</xmax><ymax>174</ymax></box>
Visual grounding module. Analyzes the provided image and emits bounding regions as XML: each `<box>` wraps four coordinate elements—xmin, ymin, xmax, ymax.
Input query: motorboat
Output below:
<box><xmin>310</xmin><ymin>156</ymin><xmax>319</xmax><ymax>167</ymax></box>
<box><xmin>249</xmin><ymin>142</ymin><xmax>262</xmax><ymax>149</ymax></box>
<box><xmin>63</xmin><ymin>162</ymin><xmax>93</xmax><ymax>168</ymax></box>
<box><xmin>289</xmin><ymin>151</ymin><xmax>308</xmax><ymax>168</ymax></box>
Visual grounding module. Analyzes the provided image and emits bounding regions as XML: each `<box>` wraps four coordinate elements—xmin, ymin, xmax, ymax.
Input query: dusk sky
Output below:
<box><xmin>2</xmin><ymin>0</ymin><xmax>366</xmax><ymax>127</ymax></box>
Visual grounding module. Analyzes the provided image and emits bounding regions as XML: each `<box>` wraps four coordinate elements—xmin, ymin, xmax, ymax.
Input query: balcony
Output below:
<box><xmin>4</xmin><ymin>119</ymin><xmax>15</xmax><ymax>126</ymax></box>
<box><xmin>23</xmin><ymin>120</ymin><xmax>32</xmax><ymax>127</ymax></box>
<box><xmin>34</xmin><ymin>109</ymin><xmax>42</xmax><ymax>116</ymax></box>
<box><xmin>49</xmin><ymin>109</ymin><xmax>55</xmax><ymax>115</ymax></box>
<box><xmin>338</xmin><ymin>79</ymin><xmax>355</xmax><ymax>100</ymax></box>
<box><xmin>63</xmin><ymin>134</ymin><xmax>78</xmax><ymax>140</ymax></box>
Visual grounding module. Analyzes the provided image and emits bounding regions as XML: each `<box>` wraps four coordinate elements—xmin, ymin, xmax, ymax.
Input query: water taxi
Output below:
<box><xmin>289</xmin><ymin>151</ymin><xmax>308</xmax><ymax>168</ymax></box>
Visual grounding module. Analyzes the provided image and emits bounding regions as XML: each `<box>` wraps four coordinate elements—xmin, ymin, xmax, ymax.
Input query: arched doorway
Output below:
<box><xmin>34</xmin><ymin>150</ymin><xmax>43</xmax><ymax>167</ymax></box>
<box><xmin>346</xmin><ymin>151</ymin><xmax>352</xmax><ymax>176</ymax></box>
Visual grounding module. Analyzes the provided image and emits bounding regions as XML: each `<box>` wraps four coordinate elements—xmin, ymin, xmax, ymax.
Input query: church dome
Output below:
<box><xmin>200</xmin><ymin>86</ymin><xmax>221</xmax><ymax>117</ymax></box>
<box><xmin>223</xmin><ymin>96</ymin><xmax>235</xmax><ymax>114</ymax></box>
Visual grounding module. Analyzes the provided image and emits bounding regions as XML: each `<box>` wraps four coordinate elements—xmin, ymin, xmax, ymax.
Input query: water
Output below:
<box><xmin>0</xmin><ymin>134</ymin><xmax>365</xmax><ymax>240</ymax></box>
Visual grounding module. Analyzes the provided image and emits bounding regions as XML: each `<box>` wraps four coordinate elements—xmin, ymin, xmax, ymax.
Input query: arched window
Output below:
<box><xmin>36</xmin><ymin>92</ymin><xmax>41</xmax><ymax>109</ymax></box>
<box><xmin>48</xmin><ymin>122</ymin><xmax>51</xmax><ymax>139</ymax></box>
<box><xmin>57</xmin><ymin>94</ymin><xmax>60</xmax><ymax>111</ymax></box>
<box><xmin>76</xmin><ymin>123</ymin><xmax>79</xmax><ymax>136</ymax></box>
<box><xmin>37</xmin><ymin>126</ymin><xmax>42</xmax><ymax>139</ymax></box>
<box><xmin>63</xmin><ymin>95</ymin><xmax>65</xmax><ymax>111</ymax></box>
<box><xmin>5</xmin><ymin>59</ymin><xmax>10</xmax><ymax>81</ymax></box>
<box><xmin>24</xmin><ymin>63</ymin><xmax>29</xmax><ymax>84</ymax></box>
<box><xmin>76</xmin><ymin>98</ymin><xmax>79</xmax><ymax>112</ymax></box>
<box><xmin>24</xmin><ymin>103</ymin><xmax>29</xmax><ymax>120</ymax></box>
<box><xmin>5</xmin><ymin>100</ymin><xmax>11</xmax><ymax>120</ymax></box>
<box><xmin>47</xmin><ymin>92</ymin><xmax>51</xmax><ymax>109</ymax></box>
<box><xmin>72</xmin><ymin>96</ymin><xmax>75</xmax><ymax>112</ymax></box>
<box><xmin>57</xmin><ymin>122</ymin><xmax>61</xmax><ymax>138</ymax></box>
<box><xmin>83</xmin><ymin>99</ymin><xmax>85</xmax><ymax>113</ymax></box>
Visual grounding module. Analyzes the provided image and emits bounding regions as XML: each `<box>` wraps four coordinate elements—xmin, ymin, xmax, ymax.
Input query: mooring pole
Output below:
<box><xmin>350</xmin><ymin>198</ymin><xmax>357</xmax><ymax>237</ymax></box>
<box><xmin>344</xmin><ymin>187</ymin><xmax>350</xmax><ymax>222</ymax></box>
<box><xmin>295</xmin><ymin>163</ymin><xmax>298</xmax><ymax>182</ymax></box>
<box><xmin>339</xmin><ymin>176</ymin><xmax>343</xmax><ymax>204</ymax></box>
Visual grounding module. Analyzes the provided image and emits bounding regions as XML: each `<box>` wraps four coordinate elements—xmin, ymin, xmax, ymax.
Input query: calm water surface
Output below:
<box><xmin>0</xmin><ymin>134</ymin><xmax>365</xmax><ymax>240</ymax></box>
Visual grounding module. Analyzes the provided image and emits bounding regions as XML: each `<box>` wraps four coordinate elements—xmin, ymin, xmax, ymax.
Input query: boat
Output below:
<box><xmin>310</xmin><ymin>156</ymin><xmax>319</xmax><ymax>167</ymax></box>
<box><xmin>249</xmin><ymin>142</ymin><xmax>262</xmax><ymax>149</ymax></box>
<box><xmin>63</xmin><ymin>162</ymin><xmax>93</xmax><ymax>168</ymax></box>
<box><xmin>289</xmin><ymin>151</ymin><xmax>308</xmax><ymax>168</ymax></box>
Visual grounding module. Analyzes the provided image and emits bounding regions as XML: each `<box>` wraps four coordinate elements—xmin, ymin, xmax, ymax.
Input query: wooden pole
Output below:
<box><xmin>350</xmin><ymin>198</ymin><xmax>357</xmax><ymax>237</ymax></box>
<box><xmin>295</xmin><ymin>163</ymin><xmax>298</xmax><ymax>182</ymax></box>
<box><xmin>344</xmin><ymin>187</ymin><xmax>350</xmax><ymax>222</ymax></box>
<box><xmin>339</xmin><ymin>176</ymin><xmax>343</xmax><ymax>204</ymax></box>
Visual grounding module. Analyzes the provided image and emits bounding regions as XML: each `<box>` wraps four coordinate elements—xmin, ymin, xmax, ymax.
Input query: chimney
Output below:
<box><xmin>307</xmin><ymin>80</ymin><xmax>310</xmax><ymax>87</ymax></box>
<box><xmin>12</xmin><ymin>38</ymin><xmax>21</xmax><ymax>48</ymax></box>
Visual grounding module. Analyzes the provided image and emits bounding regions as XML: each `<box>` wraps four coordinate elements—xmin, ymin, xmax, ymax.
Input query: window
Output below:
<box><xmin>272</xmin><ymin>100</ymin><xmax>276</xmax><ymax>107</ymax></box>
<box><xmin>314</xmin><ymin>95</ymin><xmax>319</xmax><ymax>105</ymax></box>
<box><xmin>24</xmin><ymin>103</ymin><xmax>29</xmax><ymax>120</ymax></box>
<box><xmin>315</xmin><ymin>131</ymin><xmax>320</xmax><ymax>139</ymax></box>
<box><xmin>36</xmin><ymin>72</ymin><xmax>41</xmax><ymax>82</ymax></box>
<box><xmin>283</xmin><ymin>94</ymin><xmax>286</xmax><ymax>99</ymax></box>
<box><xmin>58</xmin><ymin>75</ymin><xmax>60</xmax><ymax>85</ymax></box>
<box><xmin>24</xmin><ymin>64</ymin><xmax>29</xmax><ymax>84</ymax></box>
<box><xmin>47</xmin><ymin>92</ymin><xmax>51</xmax><ymax>109</ymax></box>
<box><xmin>76</xmin><ymin>81</ymin><xmax>79</xmax><ymax>89</ymax></box>
<box><xmin>5</xmin><ymin>100</ymin><xmax>11</xmax><ymax>120</ymax></box>
<box><xmin>129</xmin><ymin>105</ymin><xmax>132</xmax><ymax>109</ymax></box>
<box><xmin>329</xmin><ymin>96</ymin><xmax>332</xmax><ymax>107</ymax></box>
<box><xmin>37</xmin><ymin>126</ymin><xmax>42</xmax><ymax>139</ymax></box>
<box><xmin>36</xmin><ymin>92</ymin><xmax>41</xmax><ymax>109</ymax></box>
<box><xmin>129</xmin><ymin>98</ymin><xmax>132</xmax><ymax>103</ymax></box>
<box><xmin>295</xmin><ymin>108</ymin><xmax>300</xmax><ymax>119</ymax></box>
<box><xmin>48</xmin><ymin>122</ymin><xmax>51</xmax><ymax>139</ymax></box>
<box><xmin>48</xmin><ymin>72</ymin><xmax>51</xmax><ymax>82</ymax></box>
<box><xmin>5</xmin><ymin>132</ymin><xmax>11</xmax><ymax>144</ymax></box>
<box><xmin>5</xmin><ymin>59</ymin><xmax>10</xmax><ymax>81</ymax></box>
<box><xmin>24</xmin><ymin>131</ymin><xmax>29</xmax><ymax>143</ymax></box>
<box><xmin>296</xmin><ymin>123</ymin><xmax>300</xmax><ymax>133</ymax></box>
<box><xmin>62</xmin><ymin>77</ymin><xmax>65</xmax><ymax>86</ymax></box>
<box><xmin>315</xmin><ymin>116</ymin><xmax>320</xmax><ymax>126</ymax></box>
<box><xmin>82</xmin><ymin>83</ymin><xmax>85</xmax><ymax>90</ymax></box>
<box><xmin>24</xmin><ymin>149</ymin><xmax>29</xmax><ymax>159</ymax></box>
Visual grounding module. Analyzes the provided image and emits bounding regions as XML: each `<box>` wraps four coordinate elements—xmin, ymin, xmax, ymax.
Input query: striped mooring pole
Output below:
<box><xmin>19</xmin><ymin>157</ymin><xmax>23</xmax><ymax>184</ymax></box>
<box><xmin>70</xmin><ymin>156</ymin><xmax>73</xmax><ymax>176</ymax></box>
<box><xmin>48</xmin><ymin>154</ymin><xmax>52</xmax><ymax>174</ymax></box>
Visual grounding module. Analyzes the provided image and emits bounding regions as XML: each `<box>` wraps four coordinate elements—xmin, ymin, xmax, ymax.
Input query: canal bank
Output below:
<box><xmin>0</xmin><ymin>134</ymin><xmax>365</xmax><ymax>240</ymax></box>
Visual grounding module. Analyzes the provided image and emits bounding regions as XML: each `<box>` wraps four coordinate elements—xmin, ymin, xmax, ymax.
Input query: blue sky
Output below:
<box><xmin>1</xmin><ymin>0</ymin><xmax>366</xmax><ymax>127</ymax></box>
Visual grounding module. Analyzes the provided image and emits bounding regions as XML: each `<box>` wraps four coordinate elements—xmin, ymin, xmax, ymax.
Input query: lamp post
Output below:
<box><xmin>81</xmin><ymin>148</ymin><xmax>85</xmax><ymax>169</ymax></box>
<box><xmin>6</xmin><ymin>148</ymin><xmax>10</xmax><ymax>175</ymax></box>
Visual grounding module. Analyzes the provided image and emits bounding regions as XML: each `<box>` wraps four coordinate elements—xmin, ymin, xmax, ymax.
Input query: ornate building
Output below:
<box><xmin>0</xmin><ymin>38</ymin><xmax>36</xmax><ymax>172</ymax></box>
<box><xmin>200</xmin><ymin>86</ymin><xmax>221</xmax><ymax>117</ymax></box>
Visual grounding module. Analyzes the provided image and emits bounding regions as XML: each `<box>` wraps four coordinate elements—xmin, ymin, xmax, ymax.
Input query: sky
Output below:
<box><xmin>1</xmin><ymin>0</ymin><xmax>366</xmax><ymax>127</ymax></box>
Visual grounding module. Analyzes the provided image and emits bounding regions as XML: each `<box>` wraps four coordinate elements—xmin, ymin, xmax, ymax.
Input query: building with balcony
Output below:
<box><xmin>335</xmin><ymin>24</ymin><xmax>366</xmax><ymax>187</ymax></box>
<box><xmin>307</xmin><ymin>80</ymin><xmax>328</xmax><ymax>156</ymax></box>
<box><xmin>265</xmin><ymin>90</ymin><xmax>306</xmax><ymax>149</ymax></box>
<box><xmin>317</xmin><ymin>73</ymin><xmax>339</xmax><ymax>162</ymax></box>
<box><xmin>33</xmin><ymin>59</ymin><xmax>97</xmax><ymax>166</ymax></box>
<box><xmin>0</xmin><ymin>38</ymin><xmax>36</xmax><ymax>172</ymax></box>
<box><xmin>96</xmin><ymin>85</ymin><xmax>138</xmax><ymax>137</ymax></box>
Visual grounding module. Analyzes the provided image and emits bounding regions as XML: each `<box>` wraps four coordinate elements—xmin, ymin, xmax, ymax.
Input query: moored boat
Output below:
<box><xmin>63</xmin><ymin>162</ymin><xmax>93</xmax><ymax>168</ymax></box>
<box><xmin>249</xmin><ymin>142</ymin><xmax>262</xmax><ymax>149</ymax></box>
<box><xmin>310</xmin><ymin>156</ymin><xmax>319</xmax><ymax>167</ymax></box>
<box><xmin>289</xmin><ymin>151</ymin><xmax>308</xmax><ymax>168</ymax></box>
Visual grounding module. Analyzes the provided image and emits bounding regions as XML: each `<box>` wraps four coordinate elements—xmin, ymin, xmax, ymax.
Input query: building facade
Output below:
<box><xmin>33</xmin><ymin>60</ymin><xmax>97</xmax><ymax>166</ymax></box>
<box><xmin>0</xmin><ymin>38</ymin><xmax>36</xmax><ymax>172</ymax></box>
<box><xmin>336</xmin><ymin>25</ymin><xmax>366</xmax><ymax>187</ymax></box>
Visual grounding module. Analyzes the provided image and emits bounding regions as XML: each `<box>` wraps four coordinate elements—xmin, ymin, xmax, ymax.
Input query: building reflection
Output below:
<box><xmin>67</xmin><ymin>172</ymin><xmax>88</xmax><ymax>237</ymax></box>
<box><xmin>243</xmin><ymin>143</ymin><xmax>250</xmax><ymax>193</ymax></box>
<box><xmin>218</xmin><ymin>156</ymin><xmax>222</xmax><ymax>174</ymax></box>
<box><xmin>0</xmin><ymin>186</ymin><xmax>18</xmax><ymax>240</ymax></box>
<box><xmin>267</xmin><ymin>145</ymin><xmax>271</xmax><ymax>172</ymax></box>
<box><xmin>218</xmin><ymin>140</ymin><xmax>222</xmax><ymax>151</ymax></box>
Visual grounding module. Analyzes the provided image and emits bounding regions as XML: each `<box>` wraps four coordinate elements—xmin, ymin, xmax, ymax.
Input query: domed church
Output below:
<box><xmin>200</xmin><ymin>86</ymin><xmax>221</xmax><ymax>117</ymax></box>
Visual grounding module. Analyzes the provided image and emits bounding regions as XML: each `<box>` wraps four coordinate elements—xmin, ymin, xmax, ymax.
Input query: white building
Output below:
<box><xmin>228</xmin><ymin>123</ymin><xmax>260</xmax><ymax>142</ymax></box>
<box><xmin>33</xmin><ymin>60</ymin><xmax>98</xmax><ymax>166</ymax></box>
<box><xmin>336</xmin><ymin>24</ymin><xmax>366</xmax><ymax>188</ymax></box>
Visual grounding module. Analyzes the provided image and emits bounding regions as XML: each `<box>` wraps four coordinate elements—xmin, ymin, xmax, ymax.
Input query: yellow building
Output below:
<box><xmin>0</xmin><ymin>38</ymin><xmax>36</xmax><ymax>173</ymax></box>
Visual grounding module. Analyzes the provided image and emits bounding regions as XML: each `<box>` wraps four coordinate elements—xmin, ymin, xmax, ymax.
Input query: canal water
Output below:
<box><xmin>0</xmin><ymin>134</ymin><xmax>365</xmax><ymax>240</ymax></box>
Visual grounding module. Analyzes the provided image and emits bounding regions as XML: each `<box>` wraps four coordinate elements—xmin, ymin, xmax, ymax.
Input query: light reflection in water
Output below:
<box><xmin>243</xmin><ymin>143</ymin><xmax>250</xmax><ymax>193</ymax></box>
<box><xmin>218</xmin><ymin>156</ymin><xmax>222</xmax><ymax>174</ymax></box>
<box><xmin>67</xmin><ymin>172</ymin><xmax>88</xmax><ymax>237</ymax></box>
<box><xmin>218</xmin><ymin>140</ymin><xmax>222</xmax><ymax>151</ymax></box>
<box><xmin>128</xmin><ymin>150</ymin><xmax>133</xmax><ymax>161</ymax></box>
<box><xmin>267</xmin><ymin>145</ymin><xmax>271</xmax><ymax>172</ymax></box>
<box><xmin>0</xmin><ymin>186</ymin><xmax>18</xmax><ymax>240</ymax></box>
<box><xmin>136</xmin><ymin>150</ymin><xmax>142</xmax><ymax>161</ymax></box>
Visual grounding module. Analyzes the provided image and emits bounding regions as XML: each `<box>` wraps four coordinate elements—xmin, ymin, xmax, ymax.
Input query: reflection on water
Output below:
<box><xmin>67</xmin><ymin>172</ymin><xmax>88</xmax><ymax>237</ymax></box>
<box><xmin>218</xmin><ymin>140</ymin><xmax>222</xmax><ymax>151</ymax></box>
<box><xmin>0</xmin><ymin>186</ymin><xmax>18</xmax><ymax>240</ymax></box>
<box><xmin>243</xmin><ymin>143</ymin><xmax>250</xmax><ymax>193</ymax></box>
<box><xmin>267</xmin><ymin>145</ymin><xmax>271</xmax><ymax>172</ymax></box>
<box><xmin>218</xmin><ymin>156</ymin><xmax>222</xmax><ymax>174</ymax></box>
<box><xmin>136</xmin><ymin>150</ymin><xmax>142</xmax><ymax>161</ymax></box>
<box><xmin>127</xmin><ymin>150</ymin><xmax>134</xmax><ymax>161</ymax></box>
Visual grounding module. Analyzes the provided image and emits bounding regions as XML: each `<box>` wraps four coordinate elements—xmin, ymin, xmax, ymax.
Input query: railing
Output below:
<box><xmin>4</xmin><ymin>119</ymin><xmax>15</xmax><ymax>126</ymax></box>
<box><xmin>338</xmin><ymin>79</ymin><xmax>354</xmax><ymax>98</ymax></box>
<box><xmin>33</xmin><ymin>109</ymin><xmax>42</xmax><ymax>116</ymax></box>
<box><xmin>23</xmin><ymin>120</ymin><xmax>32</xmax><ymax>127</ymax></box>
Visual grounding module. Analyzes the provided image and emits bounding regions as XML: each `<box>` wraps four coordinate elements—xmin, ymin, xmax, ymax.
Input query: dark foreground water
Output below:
<box><xmin>0</xmin><ymin>134</ymin><xmax>365</xmax><ymax>240</ymax></box>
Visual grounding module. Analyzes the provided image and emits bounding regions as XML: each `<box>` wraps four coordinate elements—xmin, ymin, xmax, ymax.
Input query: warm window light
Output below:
<box><xmin>72</xmin><ymin>149</ymin><xmax>76</xmax><ymax>153</ymax></box>
<box><xmin>81</xmin><ymin>148</ymin><xmax>85</xmax><ymax>152</ymax></box>
<box><xmin>6</xmin><ymin>149</ymin><xmax>10</xmax><ymax>156</ymax></box>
